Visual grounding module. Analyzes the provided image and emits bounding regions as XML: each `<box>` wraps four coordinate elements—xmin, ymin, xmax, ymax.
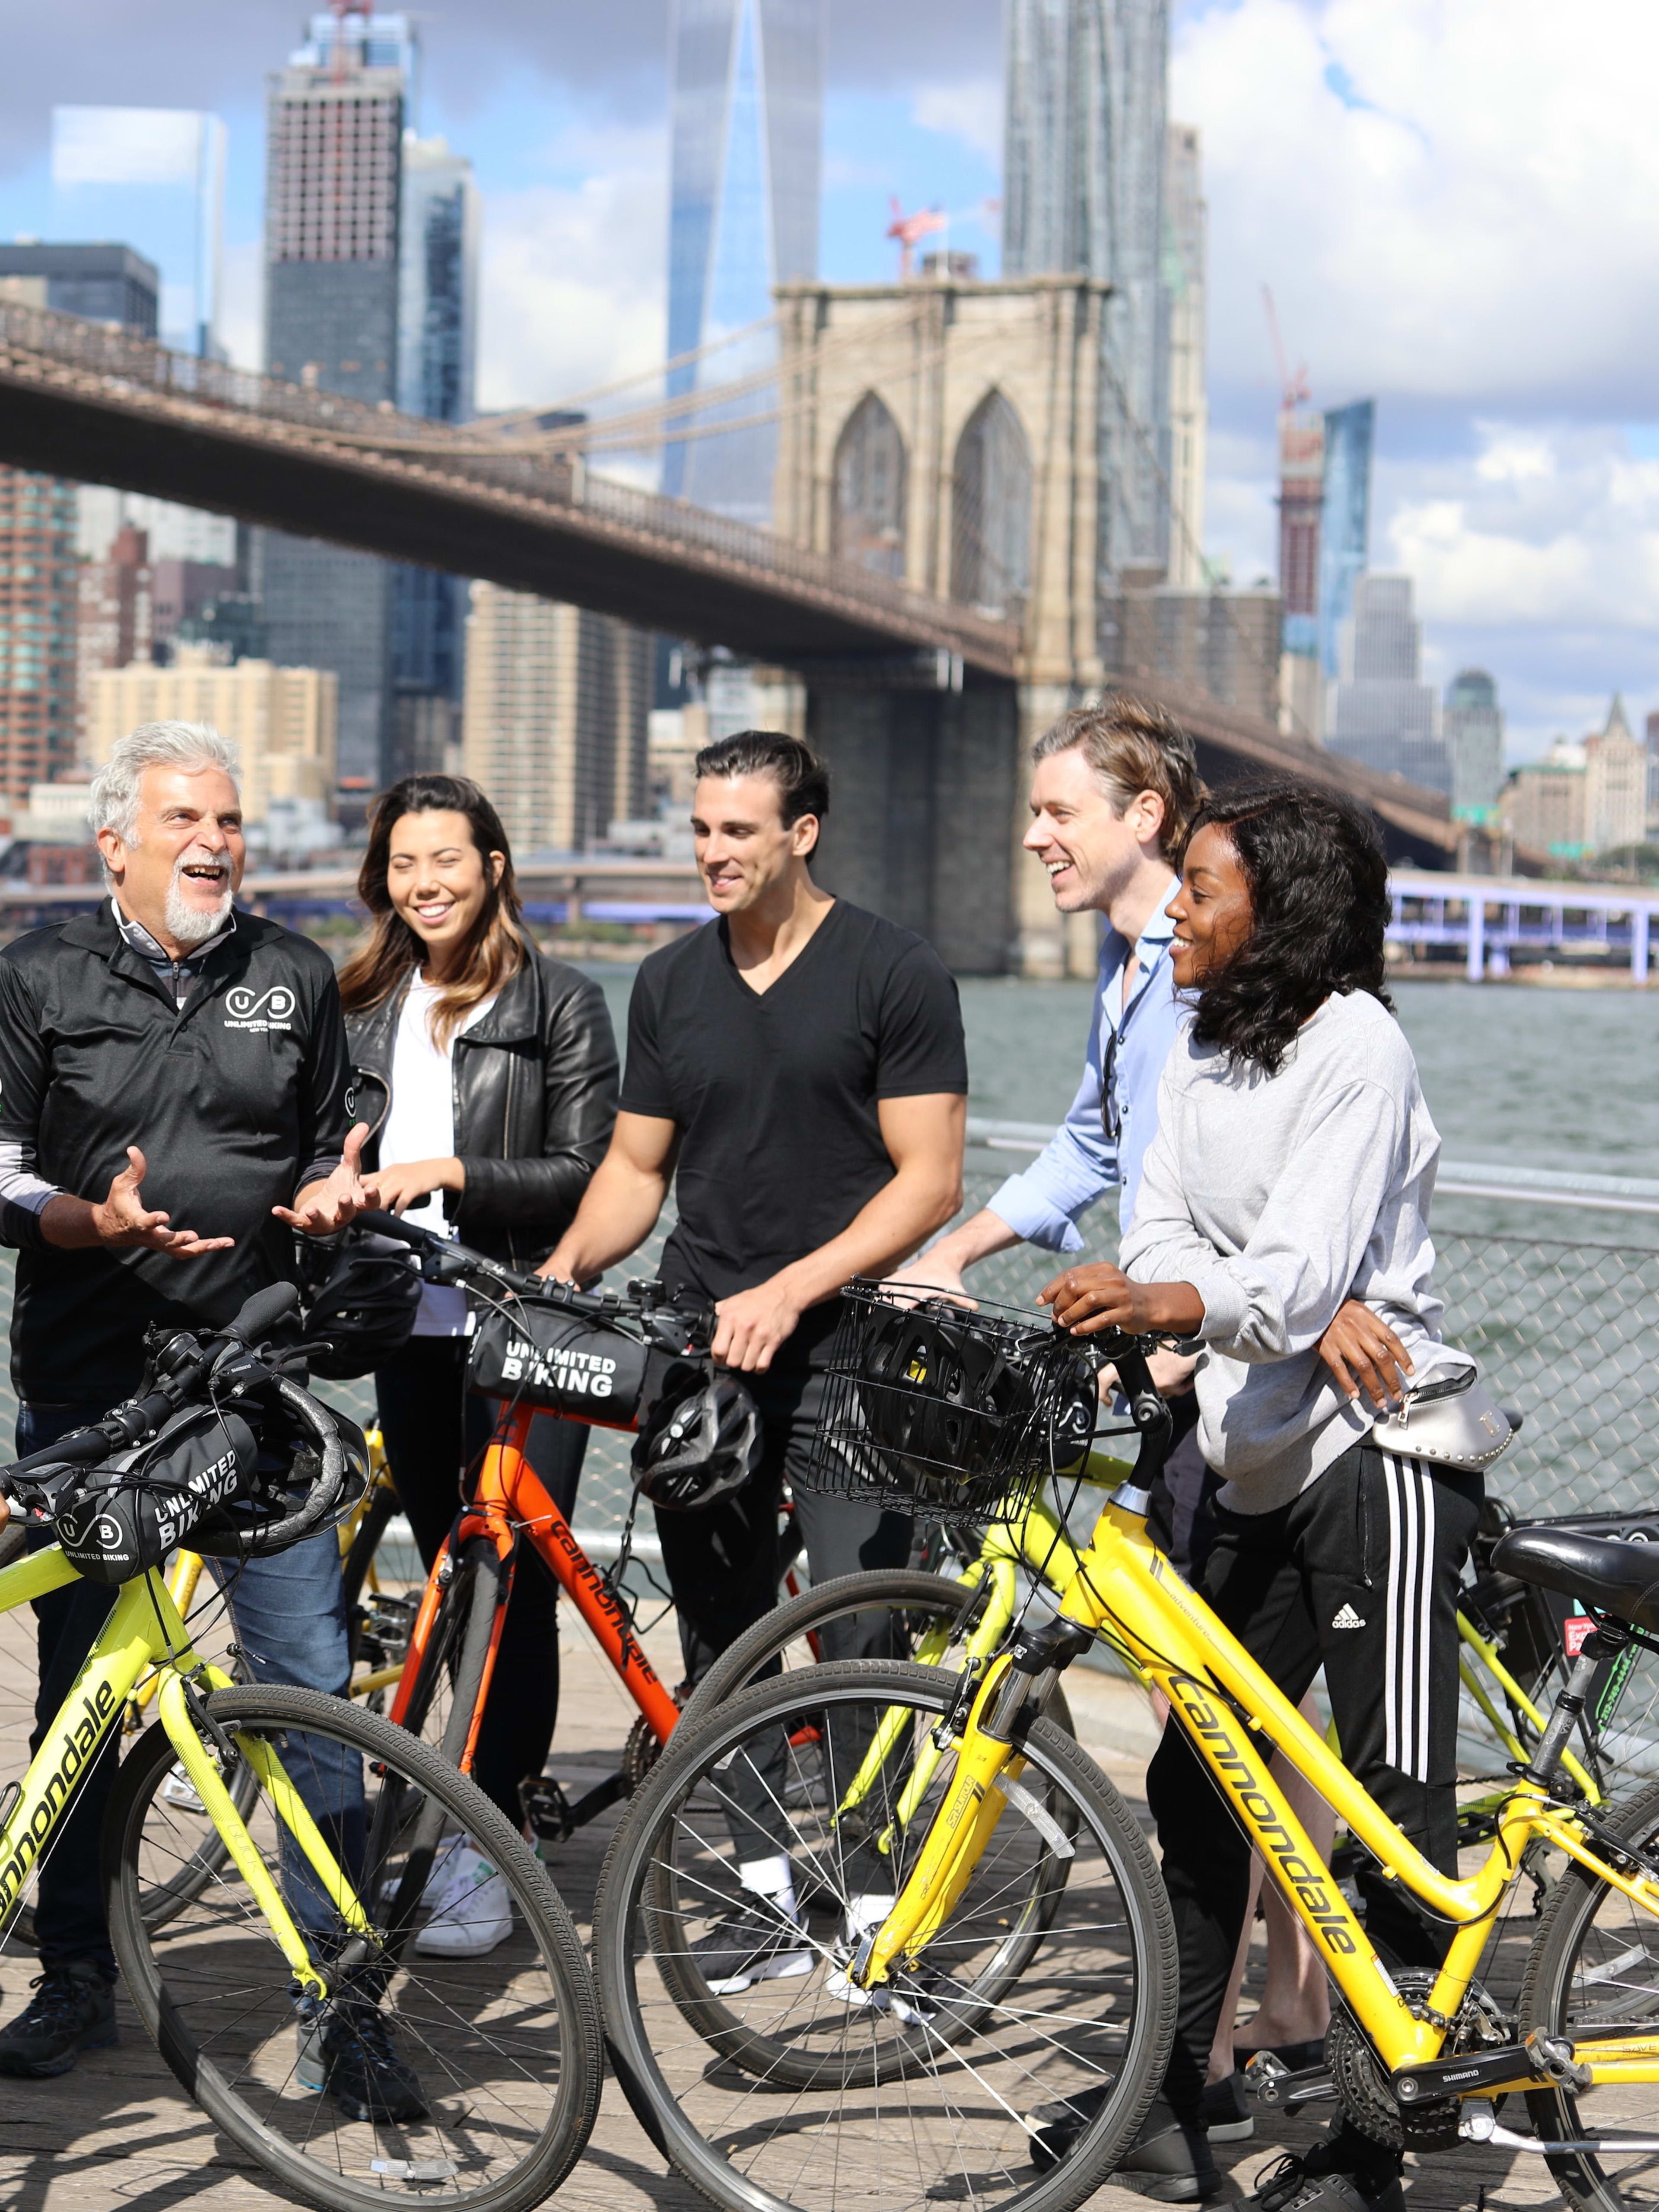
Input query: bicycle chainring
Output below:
<box><xmin>623</xmin><ymin>1712</ymin><xmax>664</xmax><ymax>1793</ymax></box>
<box><xmin>1325</xmin><ymin>1971</ymin><xmax>1440</xmax><ymax>2148</ymax></box>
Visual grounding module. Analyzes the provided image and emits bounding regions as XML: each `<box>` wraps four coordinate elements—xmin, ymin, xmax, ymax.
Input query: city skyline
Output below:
<box><xmin>0</xmin><ymin>0</ymin><xmax>1655</xmax><ymax>762</ymax></box>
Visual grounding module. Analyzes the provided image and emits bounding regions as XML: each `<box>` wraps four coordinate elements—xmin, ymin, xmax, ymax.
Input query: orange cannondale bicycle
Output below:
<box><xmin>343</xmin><ymin>1210</ymin><xmax>791</xmax><ymax>1854</ymax></box>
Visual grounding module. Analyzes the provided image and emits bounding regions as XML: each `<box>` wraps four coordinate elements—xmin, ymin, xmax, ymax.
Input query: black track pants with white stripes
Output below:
<box><xmin>1145</xmin><ymin>1440</ymin><xmax>1483</xmax><ymax>2123</ymax></box>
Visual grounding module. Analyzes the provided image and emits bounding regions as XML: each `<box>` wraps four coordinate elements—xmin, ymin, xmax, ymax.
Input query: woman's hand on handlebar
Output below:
<box><xmin>1319</xmin><ymin>1299</ymin><xmax>1413</xmax><ymax>1411</ymax></box>
<box><xmin>1040</xmin><ymin>1263</ymin><xmax>1206</xmax><ymax>1338</ymax></box>
<box><xmin>374</xmin><ymin>1156</ymin><xmax>464</xmax><ymax>1215</ymax></box>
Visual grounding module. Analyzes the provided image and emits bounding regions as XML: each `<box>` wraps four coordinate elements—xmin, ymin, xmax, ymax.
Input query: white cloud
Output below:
<box><xmin>912</xmin><ymin>79</ymin><xmax>1002</xmax><ymax>162</ymax></box>
<box><xmin>474</xmin><ymin>129</ymin><xmax>667</xmax><ymax>415</ymax></box>
<box><xmin>1175</xmin><ymin>0</ymin><xmax>1659</xmax><ymax>412</ymax></box>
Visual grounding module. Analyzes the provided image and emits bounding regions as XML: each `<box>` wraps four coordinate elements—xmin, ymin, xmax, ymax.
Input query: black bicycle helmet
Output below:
<box><xmin>299</xmin><ymin>1230</ymin><xmax>423</xmax><ymax>1380</ymax></box>
<box><xmin>633</xmin><ymin>1367</ymin><xmax>763</xmax><ymax>1512</ymax></box>
<box><xmin>855</xmin><ymin>1303</ymin><xmax>1046</xmax><ymax>1505</ymax></box>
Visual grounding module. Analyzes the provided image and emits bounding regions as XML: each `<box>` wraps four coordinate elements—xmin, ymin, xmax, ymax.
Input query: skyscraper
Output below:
<box><xmin>0</xmin><ymin>245</ymin><xmax>159</xmax><ymax>800</ymax></box>
<box><xmin>1444</xmin><ymin>668</ymin><xmax>1504</xmax><ymax>825</ymax></box>
<box><xmin>50</xmin><ymin>107</ymin><xmax>225</xmax><ymax>356</ymax></box>
<box><xmin>1326</xmin><ymin>573</ymin><xmax>1447</xmax><ymax>793</ymax></box>
<box><xmin>1162</xmin><ymin>123</ymin><xmax>1206</xmax><ymax>589</ymax></box>
<box><xmin>261</xmin><ymin>10</ymin><xmax>410</xmax><ymax>786</ymax></box>
<box><xmin>1004</xmin><ymin>0</ymin><xmax>1171</xmax><ymax>578</ymax></box>
<box><xmin>392</xmin><ymin>135</ymin><xmax>480</xmax><ymax>772</ymax></box>
<box><xmin>1318</xmin><ymin>398</ymin><xmax>1374</xmax><ymax>680</ymax></box>
<box><xmin>664</xmin><ymin>0</ymin><xmax>824</xmax><ymax>524</ymax></box>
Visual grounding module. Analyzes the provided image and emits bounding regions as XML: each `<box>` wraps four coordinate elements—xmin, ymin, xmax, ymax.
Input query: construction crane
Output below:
<box><xmin>886</xmin><ymin>199</ymin><xmax>948</xmax><ymax>280</ymax></box>
<box><xmin>1261</xmin><ymin>283</ymin><xmax>1310</xmax><ymax>410</ymax></box>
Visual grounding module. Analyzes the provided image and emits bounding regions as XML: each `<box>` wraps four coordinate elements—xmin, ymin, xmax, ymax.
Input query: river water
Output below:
<box><xmin>586</xmin><ymin>966</ymin><xmax>1659</xmax><ymax>1243</ymax></box>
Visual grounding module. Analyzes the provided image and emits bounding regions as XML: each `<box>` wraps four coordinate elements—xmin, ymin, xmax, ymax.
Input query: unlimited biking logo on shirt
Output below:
<box><xmin>223</xmin><ymin>984</ymin><xmax>297</xmax><ymax>1033</ymax></box>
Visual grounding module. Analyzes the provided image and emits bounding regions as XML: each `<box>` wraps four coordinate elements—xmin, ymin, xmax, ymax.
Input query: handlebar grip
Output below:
<box><xmin>225</xmin><ymin>1280</ymin><xmax>300</xmax><ymax>1344</ymax></box>
<box><xmin>355</xmin><ymin>1208</ymin><xmax>439</xmax><ymax>1252</ymax></box>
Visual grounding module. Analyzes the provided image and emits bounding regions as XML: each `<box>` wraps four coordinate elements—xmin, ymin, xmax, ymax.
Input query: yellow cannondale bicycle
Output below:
<box><xmin>0</xmin><ymin>1281</ymin><xmax>600</xmax><ymax>2212</ymax></box>
<box><xmin>595</xmin><ymin>1283</ymin><xmax>1659</xmax><ymax>2212</ymax></box>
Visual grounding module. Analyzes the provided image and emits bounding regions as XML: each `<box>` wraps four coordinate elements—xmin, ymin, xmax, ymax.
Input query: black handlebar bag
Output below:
<box><xmin>56</xmin><ymin>1408</ymin><xmax>260</xmax><ymax>1586</ymax></box>
<box><xmin>467</xmin><ymin>1303</ymin><xmax>653</xmax><ymax>1430</ymax></box>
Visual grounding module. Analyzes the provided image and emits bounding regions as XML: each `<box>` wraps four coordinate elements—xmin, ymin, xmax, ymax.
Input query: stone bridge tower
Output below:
<box><xmin>774</xmin><ymin>274</ymin><xmax>1113</xmax><ymax>976</ymax></box>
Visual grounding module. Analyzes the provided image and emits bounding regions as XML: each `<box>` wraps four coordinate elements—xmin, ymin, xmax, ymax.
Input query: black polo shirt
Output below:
<box><xmin>0</xmin><ymin>903</ymin><xmax>351</xmax><ymax>1404</ymax></box>
<box><xmin>619</xmin><ymin>901</ymin><xmax>967</xmax><ymax>1370</ymax></box>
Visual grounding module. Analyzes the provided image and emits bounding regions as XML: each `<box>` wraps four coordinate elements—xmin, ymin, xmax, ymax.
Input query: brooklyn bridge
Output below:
<box><xmin>0</xmin><ymin>291</ymin><xmax>1457</xmax><ymax>973</ymax></box>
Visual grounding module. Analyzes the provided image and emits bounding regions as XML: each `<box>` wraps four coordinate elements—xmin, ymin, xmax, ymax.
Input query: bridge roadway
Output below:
<box><xmin>0</xmin><ymin>301</ymin><xmax>1461</xmax><ymax>855</ymax></box>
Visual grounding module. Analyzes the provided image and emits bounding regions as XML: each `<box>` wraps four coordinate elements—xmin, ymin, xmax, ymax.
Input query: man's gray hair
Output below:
<box><xmin>89</xmin><ymin>721</ymin><xmax>242</xmax><ymax>845</ymax></box>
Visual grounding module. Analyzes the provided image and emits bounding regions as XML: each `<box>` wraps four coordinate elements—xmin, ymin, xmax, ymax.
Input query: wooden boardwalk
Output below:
<box><xmin>0</xmin><ymin>1586</ymin><xmax>1562</xmax><ymax>2212</ymax></box>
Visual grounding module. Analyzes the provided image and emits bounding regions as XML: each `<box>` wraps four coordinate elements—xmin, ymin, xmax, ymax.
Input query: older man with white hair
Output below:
<box><xmin>0</xmin><ymin>723</ymin><xmax>421</xmax><ymax>2120</ymax></box>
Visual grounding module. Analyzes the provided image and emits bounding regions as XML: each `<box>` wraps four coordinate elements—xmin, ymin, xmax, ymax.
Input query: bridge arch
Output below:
<box><xmin>832</xmin><ymin>391</ymin><xmax>907</xmax><ymax>578</ymax></box>
<box><xmin>950</xmin><ymin>388</ymin><xmax>1032</xmax><ymax>623</ymax></box>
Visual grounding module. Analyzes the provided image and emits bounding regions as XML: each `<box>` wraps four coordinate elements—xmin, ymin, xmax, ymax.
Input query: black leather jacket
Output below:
<box><xmin>346</xmin><ymin>950</ymin><xmax>618</xmax><ymax>1271</ymax></box>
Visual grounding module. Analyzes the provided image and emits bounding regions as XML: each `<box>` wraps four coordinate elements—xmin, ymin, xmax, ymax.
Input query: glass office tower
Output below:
<box><xmin>1003</xmin><ymin>0</ymin><xmax>1171</xmax><ymax>577</ymax></box>
<box><xmin>664</xmin><ymin>0</ymin><xmax>823</xmax><ymax>525</ymax></box>
<box><xmin>51</xmin><ymin>106</ymin><xmax>225</xmax><ymax>357</ymax></box>
<box><xmin>1317</xmin><ymin>398</ymin><xmax>1374</xmax><ymax>680</ymax></box>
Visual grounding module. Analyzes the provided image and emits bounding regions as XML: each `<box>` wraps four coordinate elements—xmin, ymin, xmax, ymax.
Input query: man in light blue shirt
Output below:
<box><xmin>894</xmin><ymin>699</ymin><xmax>1202</xmax><ymax>1295</ymax></box>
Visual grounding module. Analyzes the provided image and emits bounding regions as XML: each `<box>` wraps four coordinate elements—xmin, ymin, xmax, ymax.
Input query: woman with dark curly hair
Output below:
<box><xmin>1031</xmin><ymin>781</ymin><xmax>1481</xmax><ymax>2212</ymax></box>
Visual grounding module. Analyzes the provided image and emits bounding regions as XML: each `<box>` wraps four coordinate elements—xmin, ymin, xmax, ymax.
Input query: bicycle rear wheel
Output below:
<box><xmin>680</xmin><ymin>1567</ymin><xmax>1076</xmax><ymax>1741</ymax></box>
<box><xmin>1517</xmin><ymin>1775</ymin><xmax>1659</xmax><ymax>2212</ymax></box>
<box><xmin>594</xmin><ymin>1659</ymin><xmax>1173</xmax><ymax>2212</ymax></box>
<box><xmin>104</xmin><ymin>1683</ymin><xmax>602</xmax><ymax>2212</ymax></box>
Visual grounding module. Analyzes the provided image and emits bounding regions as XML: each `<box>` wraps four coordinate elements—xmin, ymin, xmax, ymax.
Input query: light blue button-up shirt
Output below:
<box><xmin>987</xmin><ymin>880</ymin><xmax>1184</xmax><ymax>1249</ymax></box>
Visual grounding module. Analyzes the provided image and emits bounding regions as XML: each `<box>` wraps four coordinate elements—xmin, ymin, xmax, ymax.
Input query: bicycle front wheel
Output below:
<box><xmin>594</xmin><ymin>1659</ymin><xmax>1173</xmax><ymax>2212</ymax></box>
<box><xmin>104</xmin><ymin>1683</ymin><xmax>602</xmax><ymax>2212</ymax></box>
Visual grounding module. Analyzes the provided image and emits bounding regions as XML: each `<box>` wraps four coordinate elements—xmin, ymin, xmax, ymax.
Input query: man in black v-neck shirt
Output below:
<box><xmin>545</xmin><ymin>733</ymin><xmax>966</xmax><ymax>1975</ymax></box>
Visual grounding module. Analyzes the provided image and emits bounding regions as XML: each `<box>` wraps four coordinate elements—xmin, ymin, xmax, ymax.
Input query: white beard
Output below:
<box><xmin>164</xmin><ymin>855</ymin><xmax>234</xmax><ymax>944</ymax></box>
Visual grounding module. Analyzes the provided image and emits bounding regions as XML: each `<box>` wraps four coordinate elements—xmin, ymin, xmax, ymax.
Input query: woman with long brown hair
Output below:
<box><xmin>340</xmin><ymin>773</ymin><xmax>618</xmax><ymax>1952</ymax></box>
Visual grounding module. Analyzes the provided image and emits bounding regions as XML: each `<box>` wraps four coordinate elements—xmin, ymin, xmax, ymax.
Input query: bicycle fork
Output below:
<box><xmin>852</xmin><ymin>1611</ymin><xmax>1094</xmax><ymax>1990</ymax></box>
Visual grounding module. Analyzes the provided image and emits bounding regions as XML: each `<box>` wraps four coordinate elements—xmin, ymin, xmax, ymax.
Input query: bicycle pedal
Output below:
<box><xmin>1244</xmin><ymin>2052</ymin><xmax>1334</xmax><ymax>2110</ymax></box>
<box><xmin>162</xmin><ymin>1763</ymin><xmax>207</xmax><ymax>1813</ymax></box>
<box><xmin>520</xmin><ymin>1777</ymin><xmax>575</xmax><ymax>1846</ymax></box>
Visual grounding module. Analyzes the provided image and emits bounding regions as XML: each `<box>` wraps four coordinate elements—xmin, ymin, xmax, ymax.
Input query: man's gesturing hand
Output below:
<box><xmin>59</xmin><ymin>1144</ymin><xmax>237</xmax><ymax>1255</ymax></box>
<box><xmin>276</xmin><ymin>1123</ymin><xmax>378</xmax><ymax>1236</ymax></box>
<box><xmin>713</xmin><ymin>1276</ymin><xmax>804</xmax><ymax>1374</ymax></box>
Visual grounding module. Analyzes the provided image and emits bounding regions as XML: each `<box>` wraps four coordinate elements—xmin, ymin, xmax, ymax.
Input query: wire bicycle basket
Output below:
<box><xmin>804</xmin><ymin>1281</ymin><xmax>1101</xmax><ymax>1527</ymax></box>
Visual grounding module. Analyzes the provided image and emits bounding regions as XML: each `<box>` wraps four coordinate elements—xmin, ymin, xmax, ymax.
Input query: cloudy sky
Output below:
<box><xmin>2</xmin><ymin>0</ymin><xmax>1654</xmax><ymax>759</ymax></box>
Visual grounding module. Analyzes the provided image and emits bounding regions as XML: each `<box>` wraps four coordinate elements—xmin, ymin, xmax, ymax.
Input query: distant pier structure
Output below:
<box><xmin>1391</xmin><ymin>870</ymin><xmax>1659</xmax><ymax>983</ymax></box>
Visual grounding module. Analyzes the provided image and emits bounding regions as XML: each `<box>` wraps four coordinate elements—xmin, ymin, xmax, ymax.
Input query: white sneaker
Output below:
<box><xmin>415</xmin><ymin>1838</ymin><xmax>513</xmax><ymax>1957</ymax></box>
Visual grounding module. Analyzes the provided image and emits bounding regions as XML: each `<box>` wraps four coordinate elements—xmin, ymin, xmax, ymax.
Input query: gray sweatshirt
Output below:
<box><xmin>1119</xmin><ymin>988</ymin><xmax>1459</xmax><ymax>1512</ymax></box>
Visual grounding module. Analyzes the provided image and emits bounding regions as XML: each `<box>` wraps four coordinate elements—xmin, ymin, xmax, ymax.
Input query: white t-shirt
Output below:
<box><xmin>380</xmin><ymin>978</ymin><xmax>497</xmax><ymax>1337</ymax></box>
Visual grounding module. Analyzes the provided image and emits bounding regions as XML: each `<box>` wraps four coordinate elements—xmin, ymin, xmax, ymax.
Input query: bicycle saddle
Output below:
<box><xmin>1491</xmin><ymin>1524</ymin><xmax>1659</xmax><ymax>1637</ymax></box>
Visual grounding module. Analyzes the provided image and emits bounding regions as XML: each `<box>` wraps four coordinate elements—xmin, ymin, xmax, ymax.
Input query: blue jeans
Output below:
<box><xmin>21</xmin><ymin>1400</ymin><xmax>359</xmax><ymax>1979</ymax></box>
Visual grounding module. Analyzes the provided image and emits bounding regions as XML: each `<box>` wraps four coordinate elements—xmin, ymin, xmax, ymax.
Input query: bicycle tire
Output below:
<box><xmin>397</xmin><ymin>1535</ymin><xmax>504</xmax><ymax>1775</ymax></box>
<box><xmin>1516</xmin><ymin>1774</ymin><xmax>1659</xmax><ymax>2212</ymax></box>
<box><xmin>681</xmin><ymin>1567</ymin><xmax>1077</xmax><ymax>1743</ymax></box>
<box><xmin>594</xmin><ymin>1657</ymin><xmax>1173</xmax><ymax>2212</ymax></box>
<box><xmin>341</xmin><ymin>1481</ymin><xmax>402</xmax><ymax>1619</ymax></box>
<box><xmin>104</xmin><ymin>1681</ymin><xmax>603</xmax><ymax>2212</ymax></box>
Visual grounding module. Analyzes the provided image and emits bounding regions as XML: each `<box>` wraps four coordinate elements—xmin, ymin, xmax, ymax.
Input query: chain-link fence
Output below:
<box><xmin>0</xmin><ymin>1178</ymin><xmax>1651</xmax><ymax>1531</ymax></box>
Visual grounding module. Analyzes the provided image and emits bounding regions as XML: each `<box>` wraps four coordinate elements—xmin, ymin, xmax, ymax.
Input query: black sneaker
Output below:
<box><xmin>1255</xmin><ymin>2148</ymin><xmax>1404</xmax><ymax>2212</ymax></box>
<box><xmin>298</xmin><ymin>2002</ymin><xmax>428</xmax><ymax>2124</ymax></box>
<box><xmin>0</xmin><ymin>1962</ymin><xmax>118</xmax><ymax>2078</ymax></box>
<box><xmin>1198</xmin><ymin>2069</ymin><xmax>1254</xmax><ymax>2142</ymax></box>
<box><xmin>690</xmin><ymin>1904</ymin><xmax>810</xmax><ymax>1996</ymax></box>
<box><xmin>1029</xmin><ymin>2088</ymin><xmax>1218</xmax><ymax>2202</ymax></box>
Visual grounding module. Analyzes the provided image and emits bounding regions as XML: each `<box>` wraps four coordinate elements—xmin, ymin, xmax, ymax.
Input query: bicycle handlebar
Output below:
<box><xmin>0</xmin><ymin>1278</ymin><xmax>349</xmax><ymax>1560</ymax></box>
<box><xmin>353</xmin><ymin>1209</ymin><xmax>716</xmax><ymax>1345</ymax></box>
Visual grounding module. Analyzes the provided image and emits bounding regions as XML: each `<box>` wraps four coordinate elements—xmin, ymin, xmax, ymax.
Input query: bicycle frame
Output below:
<box><xmin>0</xmin><ymin>1541</ymin><xmax>355</xmax><ymax>1994</ymax></box>
<box><xmin>858</xmin><ymin>1491</ymin><xmax>1659</xmax><ymax>2098</ymax></box>
<box><xmin>387</xmin><ymin>1399</ymin><xmax>680</xmax><ymax>1769</ymax></box>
